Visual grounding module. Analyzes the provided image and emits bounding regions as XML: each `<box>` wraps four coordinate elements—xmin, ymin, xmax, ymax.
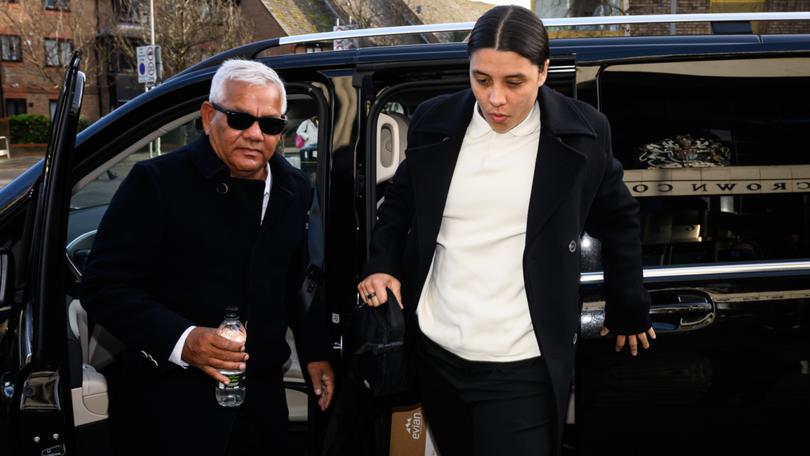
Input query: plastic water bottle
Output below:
<box><xmin>215</xmin><ymin>306</ymin><xmax>247</xmax><ymax>407</ymax></box>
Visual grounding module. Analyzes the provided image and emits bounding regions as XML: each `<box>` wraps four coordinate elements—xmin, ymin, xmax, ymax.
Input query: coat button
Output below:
<box><xmin>140</xmin><ymin>350</ymin><xmax>159</xmax><ymax>368</ymax></box>
<box><xmin>216</xmin><ymin>182</ymin><xmax>229</xmax><ymax>194</ymax></box>
<box><xmin>568</xmin><ymin>240</ymin><xmax>577</xmax><ymax>253</ymax></box>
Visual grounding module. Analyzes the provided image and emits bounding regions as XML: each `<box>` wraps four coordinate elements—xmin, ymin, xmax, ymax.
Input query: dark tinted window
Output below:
<box><xmin>44</xmin><ymin>39</ymin><xmax>73</xmax><ymax>67</ymax></box>
<box><xmin>584</xmin><ymin>59</ymin><xmax>810</xmax><ymax>270</ymax></box>
<box><xmin>113</xmin><ymin>0</ymin><xmax>147</xmax><ymax>23</ymax></box>
<box><xmin>44</xmin><ymin>0</ymin><xmax>69</xmax><ymax>10</ymax></box>
<box><xmin>5</xmin><ymin>98</ymin><xmax>26</xmax><ymax>116</ymax></box>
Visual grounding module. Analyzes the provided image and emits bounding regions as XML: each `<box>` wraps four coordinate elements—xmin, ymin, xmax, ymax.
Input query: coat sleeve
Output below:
<box><xmin>360</xmin><ymin>160</ymin><xmax>416</xmax><ymax>281</ymax></box>
<box><xmin>359</xmin><ymin>99</ymin><xmax>440</xmax><ymax>280</ymax></box>
<box><xmin>360</xmin><ymin>107</ymin><xmax>438</xmax><ymax>281</ymax></box>
<box><xmin>584</xmin><ymin>117</ymin><xmax>652</xmax><ymax>334</ymax></box>
<box><xmin>80</xmin><ymin>162</ymin><xmax>193</xmax><ymax>363</ymax></box>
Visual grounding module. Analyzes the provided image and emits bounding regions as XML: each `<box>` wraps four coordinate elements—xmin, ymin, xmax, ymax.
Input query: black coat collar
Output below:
<box><xmin>409</xmin><ymin>85</ymin><xmax>596</xmax><ymax>140</ymax></box>
<box><xmin>405</xmin><ymin>85</ymin><xmax>593</xmax><ymax>261</ymax></box>
<box><xmin>190</xmin><ymin>134</ymin><xmax>296</xmax><ymax>200</ymax></box>
<box><xmin>191</xmin><ymin>134</ymin><xmax>228</xmax><ymax>180</ymax></box>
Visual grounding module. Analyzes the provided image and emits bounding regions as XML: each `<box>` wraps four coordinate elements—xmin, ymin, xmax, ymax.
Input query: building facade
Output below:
<box><xmin>5</xmin><ymin>0</ymin><xmax>806</xmax><ymax>124</ymax></box>
<box><xmin>0</xmin><ymin>0</ymin><xmax>101</xmax><ymax>121</ymax></box>
<box><xmin>532</xmin><ymin>0</ymin><xmax>810</xmax><ymax>36</ymax></box>
<box><xmin>0</xmin><ymin>0</ymin><xmax>292</xmax><ymax>123</ymax></box>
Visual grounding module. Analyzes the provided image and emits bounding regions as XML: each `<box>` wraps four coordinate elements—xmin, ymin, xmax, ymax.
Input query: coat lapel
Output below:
<box><xmin>524</xmin><ymin>130</ymin><xmax>587</xmax><ymax>244</ymax></box>
<box><xmin>404</xmin><ymin>87</ymin><xmax>597</xmax><ymax>253</ymax></box>
<box><xmin>190</xmin><ymin>135</ymin><xmax>296</xmax><ymax>228</ymax></box>
<box><xmin>406</xmin><ymin>91</ymin><xmax>475</xmax><ymax>255</ymax></box>
<box><xmin>526</xmin><ymin>86</ymin><xmax>594</xmax><ymax>245</ymax></box>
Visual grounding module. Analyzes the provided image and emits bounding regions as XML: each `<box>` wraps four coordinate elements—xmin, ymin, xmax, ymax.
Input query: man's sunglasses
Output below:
<box><xmin>210</xmin><ymin>102</ymin><xmax>287</xmax><ymax>135</ymax></box>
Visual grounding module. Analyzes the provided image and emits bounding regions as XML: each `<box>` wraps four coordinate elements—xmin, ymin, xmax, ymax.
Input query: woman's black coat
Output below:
<box><xmin>362</xmin><ymin>86</ymin><xmax>651</xmax><ymax>439</ymax></box>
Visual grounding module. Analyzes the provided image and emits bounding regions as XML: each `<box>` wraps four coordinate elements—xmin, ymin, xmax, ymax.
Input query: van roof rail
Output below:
<box><xmin>279</xmin><ymin>12</ymin><xmax>810</xmax><ymax>46</ymax></box>
<box><xmin>174</xmin><ymin>12</ymin><xmax>810</xmax><ymax>79</ymax></box>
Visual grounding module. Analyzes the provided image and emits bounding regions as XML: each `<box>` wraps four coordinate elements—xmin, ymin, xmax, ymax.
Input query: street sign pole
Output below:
<box><xmin>137</xmin><ymin>45</ymin><xmax>161</xmax><ymax>156</ymax></box>
<box><xmin>146</xmin><ymin>0</ymin><xmax>160</xmax><ymax>156</ymax></box>
<box><xmin>150</xmin><ymin>0</ymin><xmax>156</xmax><ymax>47</ymax></box>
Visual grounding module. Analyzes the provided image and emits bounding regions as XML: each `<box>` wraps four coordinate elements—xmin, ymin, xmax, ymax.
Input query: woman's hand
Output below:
<box><xmin>357</xmin><ymin>273</ymin><xmax>402</xmax><ymax>308</ymax></box>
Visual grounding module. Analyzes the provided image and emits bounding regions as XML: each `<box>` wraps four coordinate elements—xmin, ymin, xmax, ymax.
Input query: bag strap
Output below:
<box><xmin>385</xmin><ymin>289</ymin><xmax>405</xmax><ymax>342</ymax></box>
<box><xmin>298</xmin><ymin>190</ymin><xmax>324</xmax><ymax>317</ymax></box>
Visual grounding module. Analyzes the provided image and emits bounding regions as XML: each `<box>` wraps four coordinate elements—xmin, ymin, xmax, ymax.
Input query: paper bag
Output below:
<box><xmin>389</xmin><ymin>404</ymin><xmax>438</xmax><ymax>456</ymax></box>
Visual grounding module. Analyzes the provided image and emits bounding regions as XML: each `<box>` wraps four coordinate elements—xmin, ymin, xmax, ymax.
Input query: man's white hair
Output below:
<box><xmin>209</xmin><ymin>59</ymin><xmax>287</xmax><ymax>113</ymax></box>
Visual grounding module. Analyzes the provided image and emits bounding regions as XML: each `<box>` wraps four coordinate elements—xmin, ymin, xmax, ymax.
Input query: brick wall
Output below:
<box><xmin>626</xmin><ymin>0</ymin><xmax>810</xmax><ymax>36</ymax></box>
<box><xmin>0</xmin><ymin>0</ymin><xmax>101</xmax><ymax>120</ymax></box>
<box><xmin>763</xmin><ymin>0</ymin><xmax>810</xmax><ymax>33</ymax></box>
<box><xmin>627</xmin><ymin>0</ymin><xmax>711</xmax><ymax>35</ymax></box>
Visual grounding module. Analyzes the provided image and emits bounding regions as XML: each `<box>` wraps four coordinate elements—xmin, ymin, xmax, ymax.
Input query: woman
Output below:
<box><xmin>358</xmin><ymin>5</ymin><xmax>655</xmax><ymax>455</ymax></box>
<box><xmin>295</xmin><ymin>115</ymin><xmax>319</xmax><ymax>157</ymax></box>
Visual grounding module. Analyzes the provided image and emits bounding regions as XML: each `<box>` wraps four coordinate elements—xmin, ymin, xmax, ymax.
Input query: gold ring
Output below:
<box><xmin>366</xmin><ymin>292</ymin><xmax>376</xmax><ymax>300</ymax></box>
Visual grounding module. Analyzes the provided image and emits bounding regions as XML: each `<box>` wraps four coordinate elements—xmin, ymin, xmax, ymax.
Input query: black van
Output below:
<box><xmin>2</xmin><ymin>12</ymin><xmax>810</xmax><ymax>455</ymax></box>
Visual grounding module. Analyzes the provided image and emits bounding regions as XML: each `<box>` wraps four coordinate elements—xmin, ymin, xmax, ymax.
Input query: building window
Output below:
<box><xmin>1</xmin><ymin>35</ymin><xmax>22</xmax><ymax>62</ymax></box>
<box><xmin>44</xmin><ymin>0</ymin><xmax>70</xmax><ymax>10</ymax></box>
<box><xmin>5</xmin><ymin>99</ymin><xmax>27</xmax><ymax>116</ymax></box>
<box><xmin>536</xmin><ymin>0</ymin><xmax>622</xmax><ymax>17</ymax></box>
<box><xmin>107</xmin><ymin>43</ymin><xmax>137</xmax><ymax>73</ymax></box>
<box><xmin>49</xmin><ymin>100</ymin><xmax>58</xmax><ymax>119</ymax></box>
<box><xmin>44</xmin><ymin>39</ymin><xmax>73</xmax><ymax>66</ymax></box>
<box><xmin>535</xmin><ymin>0</ymin><xmax>623</xmax><ymax>32</ymax></box>
<box><xmin>114</xmin><ymin>0</ymin><xmax>147</xmax><ymax>24</ymax></box>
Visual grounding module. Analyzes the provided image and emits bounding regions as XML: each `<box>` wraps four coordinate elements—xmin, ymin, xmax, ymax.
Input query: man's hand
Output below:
<box><xmin>358</xmin><ymin>273</ymin><xmax>402</xmax><ymax>308</ymax></box>
<box><xmin>307</xmin><ymin>361</ymin><xmax>335</xmax><ymax>411</ymax></box>
<box><xmin>599</xmin><ymin>326</ymin><xmax>657</xmax><ymax>356</ymax></box>
<box><xmin>182</xmin><ymin>327</ymin><xmax>248</xmax><ymax>383</ymax></box>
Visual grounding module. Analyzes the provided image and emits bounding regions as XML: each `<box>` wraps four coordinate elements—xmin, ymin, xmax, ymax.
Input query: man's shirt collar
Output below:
<box><xmin>263</xmin><ymin>162</ymin><xmax>272</xmax><ymax>196</ymax></box>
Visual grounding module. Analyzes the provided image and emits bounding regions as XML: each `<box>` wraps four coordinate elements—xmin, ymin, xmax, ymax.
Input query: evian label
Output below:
<box><xmin>390</xmin><ymin>406</ymin><xmax>436</xmax><ymax>456</ymax></box>
<box><xmin>405</xmin><ymin>411</ymin><xmax>423</xmax><ymax>440</ymax></box>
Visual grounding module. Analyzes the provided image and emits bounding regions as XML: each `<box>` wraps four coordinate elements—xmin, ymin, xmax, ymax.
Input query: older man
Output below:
<box><xmin>82</xmin><ymin>59</ymin><xmax>334</xmax><ymax>455</ymax></box>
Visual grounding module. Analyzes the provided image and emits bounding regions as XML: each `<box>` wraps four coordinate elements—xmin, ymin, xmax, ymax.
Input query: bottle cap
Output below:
<box><xmin>224</xmin><ymin>306</ymin><xmax>239</xmax><ymax>319</ymax></box>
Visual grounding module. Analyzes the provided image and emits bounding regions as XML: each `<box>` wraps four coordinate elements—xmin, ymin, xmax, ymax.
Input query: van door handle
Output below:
<box><xmin>579</xmin><ymin>289</ymin><xmax>715</xmax><ymax>339</ymax></box>
<box><xmin>649</xmin><ymin>289</ymin><xmax>715</xmax><ymax>333</ymax></box>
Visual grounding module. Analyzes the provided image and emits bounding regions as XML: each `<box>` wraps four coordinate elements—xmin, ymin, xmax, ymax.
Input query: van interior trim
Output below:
<box><xmin>580</xmin><ymin>260</ymin><xmax>810</xmax><ymax>284</ymax></box>
<box><xmin>549</xmin><ymin>65</ymin><xmax>576</xmax><ymax>74</ymax></box>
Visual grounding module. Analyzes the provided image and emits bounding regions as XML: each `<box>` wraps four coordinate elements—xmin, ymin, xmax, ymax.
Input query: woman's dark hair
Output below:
<box><xmin>467</xmin><ymin>5</ymin><xmax>549</xmax><ymax>66</ymax></box>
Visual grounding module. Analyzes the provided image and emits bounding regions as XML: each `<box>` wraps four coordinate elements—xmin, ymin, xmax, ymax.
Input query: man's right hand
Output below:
<box><xmin>357</xmin><ymin>273</ymin><xmax>402</xmax><ymax>308</ymax></box>
<box><xmin>182</xmin><ymin>327</ymin><xmax>248</xmax><ymax>384</ymax></box>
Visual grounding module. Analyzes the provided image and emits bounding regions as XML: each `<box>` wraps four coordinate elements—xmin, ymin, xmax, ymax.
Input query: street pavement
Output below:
<box><xmin>0</xmin><ymin>150</ymin><xmax>45</xmax><ymax>188</ymax></box>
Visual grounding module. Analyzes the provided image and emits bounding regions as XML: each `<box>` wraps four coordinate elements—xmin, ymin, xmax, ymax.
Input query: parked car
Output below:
<box><xmin>2</xmin><ymin>11</ymin><xmax>810</xmax><ymax>455</ymax></box>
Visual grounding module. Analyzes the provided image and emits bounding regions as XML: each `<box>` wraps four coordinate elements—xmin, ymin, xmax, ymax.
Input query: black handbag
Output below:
<box><xmin>353</xmin><ymin>289</ymin><xmax>409</xmax><ymax>398</ymax></box>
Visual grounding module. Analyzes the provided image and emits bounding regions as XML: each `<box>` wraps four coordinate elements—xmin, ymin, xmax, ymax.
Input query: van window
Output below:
<box><xmin>584</xmin><ymin>58</ymin><xmax>810</xmax><ymax>271</ymax></box>
<box><xmin>283</xmin><ymin>93</ymin><xmax>321</xmax><ymax>188</ymax></box>
<box><xmin>70</xmin><ymin>117</ymin><xmax>200</xmax><ymax>212</ymax></box>
<box><xmin>67</xmin><ymin>92</ymin><xmax>325</xmax><ymax>261</ymax></box>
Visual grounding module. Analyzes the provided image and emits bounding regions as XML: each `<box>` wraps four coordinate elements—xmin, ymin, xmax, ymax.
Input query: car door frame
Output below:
<box><xmin>4</xmin><ymin>51</ymin><xmax>85</xmax><ymax>456</ymax></box>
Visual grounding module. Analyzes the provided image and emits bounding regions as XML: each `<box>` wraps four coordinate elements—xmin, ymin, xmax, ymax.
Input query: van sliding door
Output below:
<box><xmin>577</xmin><ymin>57</ymin><xmax>810</xmax><ymax>455</ymax></box>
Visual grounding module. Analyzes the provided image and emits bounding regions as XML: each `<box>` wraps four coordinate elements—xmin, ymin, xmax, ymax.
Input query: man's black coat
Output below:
<box><xmin>362</xmin><ymin>86</ymin><xmax>651</xmax><ymax>439</ymax></box>
<box><xmin>81</xmin><ymin>135</ymin><xmax>327</xmax><ymax>454</ymax></box>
